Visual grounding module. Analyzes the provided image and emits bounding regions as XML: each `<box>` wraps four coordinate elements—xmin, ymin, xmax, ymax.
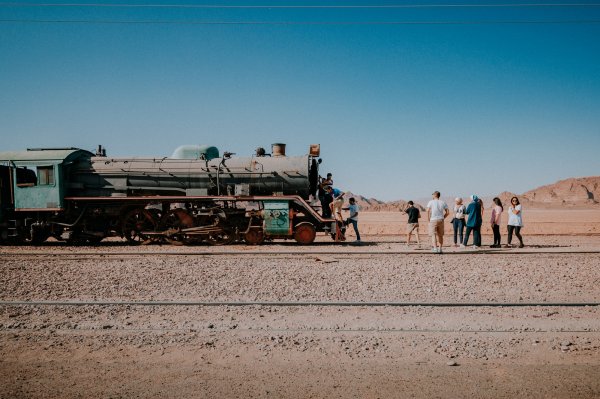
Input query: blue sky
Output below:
<box><xmin>1</xmin><ymin>1</ymin><xmax>599</xmax><ymax>201</ymax></box>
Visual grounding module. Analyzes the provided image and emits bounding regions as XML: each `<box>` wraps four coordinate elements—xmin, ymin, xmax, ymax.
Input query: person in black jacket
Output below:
<box><xmin>403</xmin><ymin>201</ymin><xmax>421</xmax><ymax>247</ymax></box>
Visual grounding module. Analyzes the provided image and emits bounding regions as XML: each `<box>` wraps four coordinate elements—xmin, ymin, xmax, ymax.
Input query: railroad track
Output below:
<box><xmin>0</xmin><ymin>327</ymin><xmax>596</xmax><ymax>334</ymax></box>
<box><xmin>3</xmin><ymin>302</ymin><xmax>598</xmax><ymax>335</ymax></box>
<box><xmin>1</xmin><ymin>301</ymin><xmax>599</xmax><ymax>307</ymax></box>
<box><xmin>2</xmin><ymin>249</ymin><xmax>600</xmax><ymax>257</ymax></box>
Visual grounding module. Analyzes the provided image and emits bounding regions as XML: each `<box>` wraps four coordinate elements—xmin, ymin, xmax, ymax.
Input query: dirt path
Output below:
<box><xmin>1</xmin><ymin>237</ymin><xmax>599</xmax><ymax>398</ymax></box>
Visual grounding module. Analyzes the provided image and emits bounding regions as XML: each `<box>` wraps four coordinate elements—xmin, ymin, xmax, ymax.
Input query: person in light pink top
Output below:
<box><xmin>490</xmin><ymin>197</ymin><xmax>503</xmax><ymax>248</ymax></box>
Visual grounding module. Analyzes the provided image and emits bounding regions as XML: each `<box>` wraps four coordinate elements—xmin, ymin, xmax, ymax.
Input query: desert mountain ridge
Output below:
<box><xmin>497</xmin><ymin>176</ymin><xmax>600</xmax><ymax>208</ymax></box>
<box><xmin>345</xmin><ymin>193</ymin><xmax>426</xmax><ymax>212</ymax></box>
<box><xmin>351</xmin><ymin>176</ymin><xmax>600</xmax><ymax>211</ymax></box>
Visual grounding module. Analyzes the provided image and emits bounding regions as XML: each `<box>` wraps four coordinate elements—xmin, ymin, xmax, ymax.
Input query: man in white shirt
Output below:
<box><xmin>426</xmin><ymin>191</ymin><xmax>449</xmax><ymax>253</ymax></box>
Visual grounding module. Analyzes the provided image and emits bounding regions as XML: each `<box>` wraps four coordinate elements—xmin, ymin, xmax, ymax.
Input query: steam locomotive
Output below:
<box><xmin>0</xmin><ymin>143</ymin><xmax>335</xmax><ymax>245</ymax></box>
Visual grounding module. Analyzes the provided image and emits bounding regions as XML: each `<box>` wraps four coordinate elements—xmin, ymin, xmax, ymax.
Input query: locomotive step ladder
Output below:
<box><xmin>6</xmin><ymin>219</ymin><xmax>18</xmax><ymax>238</ymax></box>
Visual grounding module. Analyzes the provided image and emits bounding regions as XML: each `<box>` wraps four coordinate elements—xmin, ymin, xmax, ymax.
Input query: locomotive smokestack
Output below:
<box><xmin>271</xmin><ymin>143</ymin><xmax>286</xmax><ymax>157</ymax></box>
<box><xmin>96</xmin><ymin>145</ymin><xmax>106</xmax><ymax>157</ymax></box>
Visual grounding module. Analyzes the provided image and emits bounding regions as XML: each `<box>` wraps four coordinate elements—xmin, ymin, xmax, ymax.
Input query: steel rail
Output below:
<box><xmin>1</xmin><ymin>249</ymin><xmax>600</xmax><ymax>257</ymax></box>
<box><xmin>0</xmin><ymin>327</ymin><xmax>596</xmax><ymax>334</ymax></box>
<box><xmin>1</xmin><ymin>301</ymin><xmax>599</xmax><ymax>307</ymax></box>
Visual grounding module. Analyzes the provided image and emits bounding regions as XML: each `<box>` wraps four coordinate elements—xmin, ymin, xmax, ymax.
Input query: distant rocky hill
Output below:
<box><xmin>366</xmin><ymin>199</ymin><xmax>426</xmax><ymax>212</ymax></box>
<box><xmin>344</xmin><ymin>193</ymin><xmax>386</xmax><ymax>210</ymax></box>
<box><xmin>345</xmin><ymin>192</ymin><xmax>425</xmax><ymax>212</ymax></box>
<box><xmin>351</xmin><ymin>176</ymin><xmax>600</xmax><ymax>211</ymax></box>
<box><xmin>497</xmin><ymin>176</ymin><xmax>600</xmax><ymax>208</ymax></box>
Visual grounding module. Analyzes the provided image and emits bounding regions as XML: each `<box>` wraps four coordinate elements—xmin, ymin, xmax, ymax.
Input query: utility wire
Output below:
<box><xmin>2</xmin><ymin>18</ymin><xmax>600</xmax><ymax>24</ymax></box>
<box><xmin>1</xmin><ymin>2</ymin><xmax>600</xmax><ymax>8</ymax></box>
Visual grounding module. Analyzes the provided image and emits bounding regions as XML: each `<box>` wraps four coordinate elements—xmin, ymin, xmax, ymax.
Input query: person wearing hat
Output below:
<box><xmin>463</xmin><ymin>195</ymin><xmax>483</xmax><ymax>248</ymax></box>
<box><xmin>426</xmin><ymin>191</ymin><xmax>449</xmax><ymax>253</ymax></box>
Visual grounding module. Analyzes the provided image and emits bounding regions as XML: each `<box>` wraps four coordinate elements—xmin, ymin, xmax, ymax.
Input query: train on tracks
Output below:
<box><xmin>0</xmin><ymin>143</ymin><xmax>336</xmax><ymax>245</ymax></box>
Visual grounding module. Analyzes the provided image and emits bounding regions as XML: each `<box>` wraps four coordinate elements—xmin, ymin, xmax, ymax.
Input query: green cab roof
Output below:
<box><xmin>0</xmin><ymin>148</ymin><xmax>93</xmax><ymax>163</ymax></box>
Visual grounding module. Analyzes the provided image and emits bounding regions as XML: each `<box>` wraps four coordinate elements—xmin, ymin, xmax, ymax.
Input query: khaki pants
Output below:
<box><xmin>331</xmin><ymin>198</ymin><xmax>344</xmax><ymax>219</ymax></box>
<box><xmin>428</xmin><ymin>220</ymin><xmax>444</xmax><ymax>236</ymax></box>
<box><xmin>406</xmin><ymin>223</ymin><xmax>419</xmax><ymax>234</ymax></box>
<box><xmin>428</xmin><ymin>219</ymin><xmax>445</xmax><ymax>247</ymax></box>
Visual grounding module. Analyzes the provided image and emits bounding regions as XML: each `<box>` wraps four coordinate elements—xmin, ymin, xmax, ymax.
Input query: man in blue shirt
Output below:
<box><xmin>325</xmin><ymin>186</ymin><xmax>346</xmax><ymax>221</ymax></box>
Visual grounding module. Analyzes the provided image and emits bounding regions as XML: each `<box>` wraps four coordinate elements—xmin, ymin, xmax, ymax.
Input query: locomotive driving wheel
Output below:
<box><xmin>244</xmin><ymin>228</ymin><xmax>264</xmax><ymax>245</ymax></box>
<box><xmin>122</xmin><ymin>208</ymin><xmax>157</xmax><ymax>244</ymax></box>
<box><xmin>206</xmin><ymin>228</ymin><xmax>235</xmax><ymax>246</ymax></box>
<box><xmin>160</xmin><ymin>208</ymin><xmax>195</xmax><ymax>245</ymax></box>
<box><xmin>294</xmin><ymin>223</ymin><xmax>316</xmax><ymax>245</ymax></box>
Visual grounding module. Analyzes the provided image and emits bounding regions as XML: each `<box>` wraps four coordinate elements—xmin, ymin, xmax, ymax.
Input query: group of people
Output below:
<box><xmin>405</xmin><ymin>191</ymin><xmax>525</xmax><ymax>253</ymax></box>
<box><xmin>317</xmin><ymin>174</ymin><xmax>360</xmax><ymax>242</ymax></box>
<box><xmin>317</xmin><ymin>176</ymin><xmax>525</xmax><ymax>251</ymax></box>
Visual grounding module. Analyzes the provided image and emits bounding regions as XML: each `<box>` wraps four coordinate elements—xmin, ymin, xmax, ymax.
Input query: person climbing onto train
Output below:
<box><xmin>325</xmin><ymin>185</ymin><xmax>347</xmax><ymax>241</ymax></box>
<box><xmin>462</xmin><ymin>195</ymin><xmax>482</xmax><ymax>248</ymax></box>
<box><xmin>346</xmin><ymin>197</ymin><xmax>361</xmax><ymax>242</ymax></box>
<box><xmin>325</xmin><ymin>185</ymin><xmax>346</xmax><ymax>221</ymax></box>
<box><xmin>319</xmin><ymin>173</ymin><xmax>333</xmax><ymax>218</ymax></box>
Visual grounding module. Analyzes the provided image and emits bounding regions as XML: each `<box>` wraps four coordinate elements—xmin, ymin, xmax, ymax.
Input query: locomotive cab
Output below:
<box><xmin>0</xmin><ymin>148</ymin><xmax>94</xmax><ymax>243</ymax></box>
<box><xmin>0</xmin><ymin>148</ymin><xmax>93</xmax><ymax>211</ymax></box>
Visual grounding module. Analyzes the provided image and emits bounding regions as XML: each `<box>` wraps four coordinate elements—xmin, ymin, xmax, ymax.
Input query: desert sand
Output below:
<box><xmin>351</xmin><ymin>208</ymin><xmax>600</xmax><ymax>238</ymax></box>
<box><xmin>1</xmin><ymin>208</ymin><xmax>599</xmax><ymax>398</ymax></box>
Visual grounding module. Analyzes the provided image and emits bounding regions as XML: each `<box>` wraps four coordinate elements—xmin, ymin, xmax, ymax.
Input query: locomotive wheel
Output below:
<box><xmin>294</xmin><ymin>223</ymin><xmax>316</xmax><ymax>245</ymax></box>
<box><xmin>160</xmin><ymin>209</ymin><xmax>194</xmax><ymax>246</ymax></box>
<box><xmin>244</xmin><ymin>229</ymin><xmax>264</xmax><ymax>245</ymax></box>
<box><xmin>122</xmin><ymin>208</ymin><xmax>157</xmax><ymax>244</ymax></box>
<box><xmin>206</xmin><ymin>228</ymin><xmax>235</xmax><ymax>246</ymax></box>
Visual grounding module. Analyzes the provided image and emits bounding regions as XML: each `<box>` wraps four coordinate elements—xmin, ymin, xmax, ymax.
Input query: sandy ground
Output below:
<box><xmin>356</xmin><ymin>209</ymin><xmax>600</xmax><ymax>236</ymax></box>
<box><xmin>1</xmin><ymin>209</ymin><xmax>599</xmax><ymax>398</ymax></box>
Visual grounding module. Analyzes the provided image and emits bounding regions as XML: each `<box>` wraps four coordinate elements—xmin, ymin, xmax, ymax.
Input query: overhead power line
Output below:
<box><xmin>2</xmin><ymin>18</ymin><xmax>600</xmax><ymax>25</ymax></box>
<box><xmin>1</xmin><ymin>2</ymin><xmax>600</xmax><ymax>9</ymax></box>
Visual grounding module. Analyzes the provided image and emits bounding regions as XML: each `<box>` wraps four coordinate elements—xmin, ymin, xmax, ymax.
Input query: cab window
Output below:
<box><xmin>16</xmin><ymin>167</ymin><xmax>37</xmax><ymax>187</ymax></box>
<box><xmin>37</xmin><ymin>165</ymin><xmax>55</xmax><ymax>185</ymax></box>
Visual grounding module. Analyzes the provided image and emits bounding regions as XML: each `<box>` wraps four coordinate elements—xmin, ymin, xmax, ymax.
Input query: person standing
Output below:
<box><xmin>346</xmin><ymin>197</ymin><xmax>361</xmax><ymax>242</ymax></box>
<box><xmin>490</xmin><ymin>197</ymin><xmax>503</xmax><ymax>248</ymax></box>
<box><xmin>426</xmin><ymin>191</ymin><xmax>449</xmax><ymax>253</ymax></box>
<box><xmin>452</xmin><ymin>198</ymin><xmax>466</xmax><ymax>247</ymax></box>
<box><xmin>403</xmin><ymin>200</ymin><xmax>421</xmax><ymax>247</ymax></box>
<box><xmin>463</xmin><ymin>195</ymin><xmax>482</xmax><ymax>248</ymax></box>
<box><xmin>507</xmin><ymin>196</ymin><xmax>524</xmax><ymax>248</ymax></box>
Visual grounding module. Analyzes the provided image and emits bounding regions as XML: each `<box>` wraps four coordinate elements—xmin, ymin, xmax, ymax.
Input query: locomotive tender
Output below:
<box><xmin>0</xmin><ymin>143</ymin><xmax>334</xmax><ymax>245</ymax></box>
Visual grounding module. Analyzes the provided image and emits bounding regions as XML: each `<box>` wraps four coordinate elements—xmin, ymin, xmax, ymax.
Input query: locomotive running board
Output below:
<box><xmin>64</xmin><ymin>195</ymin><xmax>337</xmax><ymax>226</ymax></box>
